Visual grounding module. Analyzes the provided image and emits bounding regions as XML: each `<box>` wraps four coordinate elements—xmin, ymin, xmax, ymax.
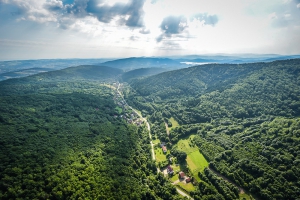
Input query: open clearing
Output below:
<box><xmin>177</xmin><ymin>136</ymin><xmax>198</xmax><ymax>154</ymax></box>
<box><xmin>154</xmin><ymin>147</ymin><xmax>168</xmax><ymax>162</ymax></box>
<box><xmin>186</xmin><ymin>151</ymin><xmax>208</xmax><ymax>181</ymax></box>
<box><xmin>177</xmin><ymin>135</ymin><xmax>208</xmax><ymax>181</ymax></box>
<box><xmin>177</xmin><ymin>182</ymin><xmax>196</xmax><ymax>192</ymax></box>
<box><xmin>168</xmin><ymin>117</ymin><xmax>180</xmax><ymax>131</ymax></box>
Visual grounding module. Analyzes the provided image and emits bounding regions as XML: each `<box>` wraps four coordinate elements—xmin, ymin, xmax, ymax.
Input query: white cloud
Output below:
<box><xmin>297</xmin><ymin>3</ymin><xmax>300</xmax><ymax>8</ymax></box>
<box><xmin>0</xmin><ymin>0</ymin><xmax>300</xmax><ymax>59</ymax></box>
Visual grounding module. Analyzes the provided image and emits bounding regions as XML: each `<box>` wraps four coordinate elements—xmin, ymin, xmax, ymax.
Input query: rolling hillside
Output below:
<box><xmin>0</xmin><ymin>64</ymin><xmax>181</xmax><ymax>199</ymax></box>
<box><xmin>121</xmin><ymin>67</ymin><xmax>169</xmax><ymax>82</ymax></box>
<box><xmin>126</xmin><ymin>58</ymin><xmax>300</xmax><ymax>199</ymax></box>
<box><xmin>101</xmin><ymin>57</ymin><xmax>186</xmax><ymax>71</ymax></box>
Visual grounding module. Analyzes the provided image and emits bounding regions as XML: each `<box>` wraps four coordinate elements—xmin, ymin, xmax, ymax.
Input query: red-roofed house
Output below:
<box><xmin>186</xmin><ymin>177</ymin><xmax>191</xmax><ymax>183</ymax></box>
<box><xmin>179</xmin><ymin>171</ymin><xmax>185</xmax><ymax>179</ymax></box>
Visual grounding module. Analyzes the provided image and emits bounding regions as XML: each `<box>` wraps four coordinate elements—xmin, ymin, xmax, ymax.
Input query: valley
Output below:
<box><xmin>0</xmin><ymin>58</ymin><xmax>300</xmax><ymax>199</ymax></box>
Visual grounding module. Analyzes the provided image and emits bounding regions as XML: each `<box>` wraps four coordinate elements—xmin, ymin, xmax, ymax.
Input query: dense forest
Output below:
<box><xmin>126</xmin><ymin>59</ymin><xmax>300</xmax><ymax>199</ymax></box>
<box><xmin>0</xmin><ymin>66</ymin><xmax>184</xmax><ymax>199</ymax></box>
<box><xmin>1</xmin><ymin>59</ymin><xmax>300</xmax><ymax>199</ymax></box>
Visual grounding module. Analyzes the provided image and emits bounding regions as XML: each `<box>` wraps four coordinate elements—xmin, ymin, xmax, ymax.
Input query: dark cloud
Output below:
<box><xmin>160</xmin><ymin>15</ymin><xmax>187</xmax><ymax>34</ymax></box>
<box><xmin>157</xmin><ymin>15</ymin><xmax>187</xmax><ymax>42</ymax></box>
<box><xmin>125</xmin><ymin>0</ymin><xmax>145</xmax><ymax>27</ymax></box>
<box><xmin>66</xmin><ymin>0</ymin><xmax>89</xmax><ymax>17</ymax></box>
<box><xmin>191</xmin><ymin>13</ymin><xmax>219</xmax><ymax>26</ymax></box>
<box><xmin>85</xmin><ymin>0</ymin><xmax>145</xmax><ymax>27</ymax></box>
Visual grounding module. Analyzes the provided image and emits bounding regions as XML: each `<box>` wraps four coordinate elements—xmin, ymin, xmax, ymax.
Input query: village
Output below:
<box><xmin>111</xmin><ymin>82</ymin><xmax>195</xmax><ymax>198</ymax></box>
<box><xmin>112</xmin><ymin>82</ymin><xmax>144</xmax><ymax>126</ymax></box>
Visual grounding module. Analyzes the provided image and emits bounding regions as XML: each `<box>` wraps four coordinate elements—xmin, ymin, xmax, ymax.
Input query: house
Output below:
<box><xmin>162</xmin><ymin>146</ymin><xmax>167</xmax><ymax>154</ymax></box>
<box><xmin>167</xmin><ymin>165</ymin><xmax>174</xmax><ymax>174</ymax></box>
<box><xmin>179</xmin><ymin>171</ymin><xmax>185</xmax><ymax>179</ymax></box>
<box><xmin>186</xmin><ymin>177</ymin><xmax>191</xmax><ymax>183</ymax></box>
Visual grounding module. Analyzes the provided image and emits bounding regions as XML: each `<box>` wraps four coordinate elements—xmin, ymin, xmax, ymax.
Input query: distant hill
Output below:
<box><xmin>129</xmin><ymin>59</ymin><xmax>300</xmax><ymax>103</ymax></box>
<box><xmin>0</xmin><ymin>68</ymin><xmax>54</xmax><ymax>81</ymax></box>
<box><xmin>0</xmin><ymin>65</ymin><xmax>123</xmax><ymax>95</ymax></box>
<box><xmin>0</xmin><ymin>58</ymin><xmax>114</xmax><ymax>81</ymax></box>
<box><xmin>30</xmin><ymin>65</ymin><xmax>123</xmax><ymax>82</ymax></box>
<box><xmin>100</xmin><ymin>57</ymin><xmax>186</xmax><ymax>71</ymax></box>
<box><xmin>121</xmin><ymin>68</ymin><xmax>169</xmax><ymax>82</ymax></box>
<box><xmin>174</xmin><ymin>54</ymin><xmax>300</xmax><ymax>65</ymax></box>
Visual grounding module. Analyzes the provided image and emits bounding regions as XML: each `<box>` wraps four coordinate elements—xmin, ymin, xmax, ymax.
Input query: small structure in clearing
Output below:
<box><xmin>162</xmin><ymin>146</ymin><xmax>167</xmax><ymax>154</ymax></box>
<box><xmin>179</xmin><ymin>171</ymin><xmax>185</xmax><ymax>179</ymax></box>
<box><xmin>186</xmin><ymin>177</ymin><xmax>192</xmax><ymax>183</ymax></box>
<box><xmin>167</xmin><ymin>165</ymin><xmax>174</xmax><ymax>175</ymax></box>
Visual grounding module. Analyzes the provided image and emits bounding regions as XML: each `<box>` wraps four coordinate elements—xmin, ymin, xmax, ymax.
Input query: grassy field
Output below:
<box><xmin>177</xmin><ymin>182</ymin><xmax>195</xmax><ymax>192</ymax></box>
<box><xmin>168</xmin><ymin>117</ymin><xmax>180</xmax><ymax>131</ymax></box>
<box><xmin>154</xmin><ymin>147</ymin><xmax>168</xmax><ymax>162</ymax></box>
<box><xmin>177</xmin><ymin>136</ymin><xmax>198</xmax><ymax>154</ymax></box>
<box><xmin>186</xmin><ymin>151</ymin><xmax>208</xmax><ymax>181</ymax></box>
<box><xmin>170</xmin><ymin>174</ymin><xmax>179</xmax><ymax>182</ymax></box>
<box><xmin>176</xmin><ymin>135</ymin><xmax>208</xmax><ymax>181</ymax></box>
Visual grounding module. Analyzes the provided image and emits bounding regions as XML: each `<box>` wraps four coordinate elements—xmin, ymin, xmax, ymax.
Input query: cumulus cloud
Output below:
<box><xmin>2</xmin><ymin>0</ymin><xmax>147</xmax><ymax>29</ymax></box>
<box><xmin>191</xmin><ymin>13</ymin><xmax>219</xmax><ymax>26</ymax></box>
<box><xmin>44</xmin><ymin>0</ymin><xmax>64</xmax><ymax>12</ymax></box>
<box><xmin>1</xmin><ymin>0</ymin><xmax>59</xmax><ymax>23</ymax></box>
<box><xmin>156</xmin><ymin>13</ymin><xmax>219</xmax><ymax>42</ymax></box>
<box><xmin>160</xmin><ymin>15</ymin><xmax>187</xmax><ymax>34</ymax></box>
<box><xmin>157</xmin><ymin>15</ymin><xmax>187</xmax><ymax>42</ymax></box>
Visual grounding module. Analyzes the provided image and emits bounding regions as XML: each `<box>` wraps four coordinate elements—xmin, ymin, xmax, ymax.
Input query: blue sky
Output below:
<box><xmin>0</xmin><ymin>0</ymin><xmax>300</xmax><ymax>60</ymax></box>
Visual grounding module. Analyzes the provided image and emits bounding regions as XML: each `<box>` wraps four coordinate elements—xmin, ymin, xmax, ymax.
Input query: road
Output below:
<box><xmin>176</xmin><ymin>187</ymin><xmax>194</xmax><ymax>200</ymax></box>
<box><xmin>116</xmin><ymin>82</ymin><xmax>192</xmax><ymax>197</ymax></box>
<box><xmin>116</xmin><ymin>82</ymin><xmax>156</xmax><ymax>161</ymax></box>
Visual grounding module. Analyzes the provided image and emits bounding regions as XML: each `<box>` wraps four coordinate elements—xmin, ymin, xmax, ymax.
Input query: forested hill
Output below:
<box><xmin>125</xmin><ymin>58</ymin><xmax>300</xmax><ymax>199</ymax></box>
<box><xmin>0</xmin><ymin>65</ymin><xmax>123</xmax><ymax>95</ymax></box>
<box><xmin>101</xmin><ymin>57</ymin><xmax>185</xmax><ymax>71</ymax></box>
<box><xmin>121</xmin><ymin>67</ymin><xmax>168</xmax><ymax>82</ymax></box>
<box><xmin>28</xmin><ymin>65</ymin><xmax>123</xmax><ymax>82</ymax></box>
<box><xmin>130</xmin><ymin>59</ymin><xmax>300</xmax><ymax>102</ymax></box>
<box><xmin>0</xmin><ymin>64</ymin><xmax>183</xmax><ymax>199</ymax></box>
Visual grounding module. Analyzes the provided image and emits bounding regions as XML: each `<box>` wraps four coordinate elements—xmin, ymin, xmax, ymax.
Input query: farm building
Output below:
<box><xmin>179</xmin><ymin>171</ymin><xmax>185</xmax><ymax>179</ymax></box>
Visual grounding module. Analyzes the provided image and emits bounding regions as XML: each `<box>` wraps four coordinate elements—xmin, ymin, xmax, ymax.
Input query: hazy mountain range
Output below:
<box><xmin>1</xmin><ymin>54</ymin><xmax>300</xmax><ymax>81</ymax></box>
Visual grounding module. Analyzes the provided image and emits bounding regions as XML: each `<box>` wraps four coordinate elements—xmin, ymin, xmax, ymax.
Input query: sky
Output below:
<box><xmin>0</xmin><ymin>0</ymin><xmax>300</xmax><ymax>60</ymax></box>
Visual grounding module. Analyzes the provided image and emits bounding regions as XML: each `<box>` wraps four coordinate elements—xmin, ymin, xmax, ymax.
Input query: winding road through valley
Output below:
<box><xmin>116</xmin><ymin>82</ymin><xmax>193</xmax><ymax>198</ymax></box>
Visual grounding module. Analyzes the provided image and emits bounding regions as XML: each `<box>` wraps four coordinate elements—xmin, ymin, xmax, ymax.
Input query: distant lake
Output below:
<box><xmin>180</xmin><ymin>62</ymin><xmax>211</xmax><ymax>65</ymax></box>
